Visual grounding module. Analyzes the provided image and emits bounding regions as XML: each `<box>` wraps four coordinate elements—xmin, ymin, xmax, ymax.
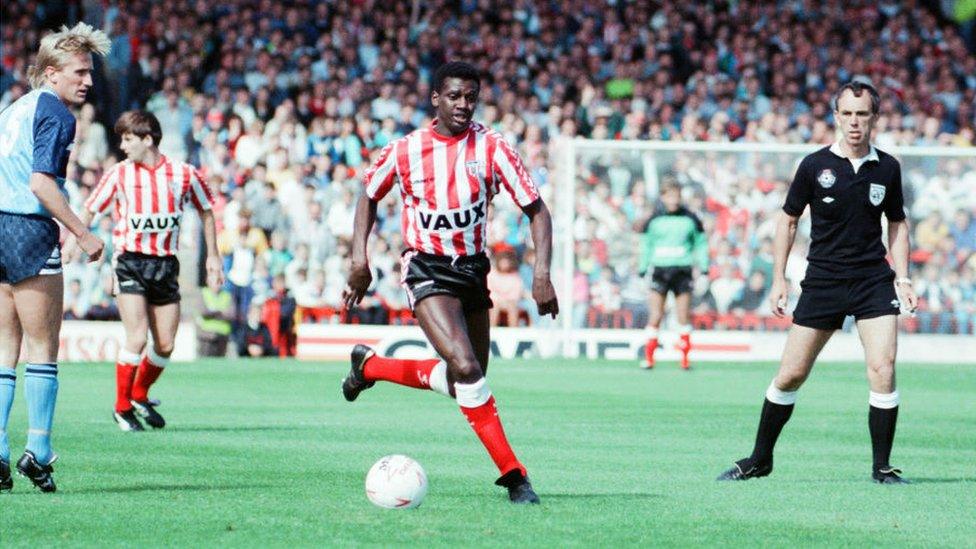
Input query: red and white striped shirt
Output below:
<box><xmin>84</xmin><ymin>155</ymin><xmax>214</xmax><ymax>257</ymax></box>
<box><xmin>363</xmin><ymin>121</ymin><xmax>540</xmax><ymax>256</ymax></box>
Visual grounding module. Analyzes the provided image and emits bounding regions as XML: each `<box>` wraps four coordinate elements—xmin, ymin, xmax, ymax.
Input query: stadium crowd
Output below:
<box><xmin>2</xmin><ymin>0</ymin><xmax>974</xmax><ymax>351</ymax></box>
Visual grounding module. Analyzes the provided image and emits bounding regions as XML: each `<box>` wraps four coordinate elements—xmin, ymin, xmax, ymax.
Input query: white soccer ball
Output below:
<box><xmin>364</xmin><ymin>454</ymin><xmax>428</xmax><ymax>509</ymax></box>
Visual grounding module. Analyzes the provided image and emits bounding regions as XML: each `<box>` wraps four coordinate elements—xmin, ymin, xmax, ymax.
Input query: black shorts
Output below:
<box><xmin>115</xmin><ymin>251</ymin><xmax>180</xmax><ymax>305</ymax></box>
<box><xmin>0</xmin><ymin>212</ymin><xmax>61</xmax><ymax>284</ymax></box>
<box><xmin>400</xmin><ymin>250</ymin><xmax>492</xmax><ymax>314</ymax></box>
<box><xmin>650</xmin><ymin>266</ymin><xmax>693</xmax><ymax>295</ymax></box>
<box><xmin>792</xmin><ymin>270</ymin><xmax>899</xmax><ymax>330</ymax></box>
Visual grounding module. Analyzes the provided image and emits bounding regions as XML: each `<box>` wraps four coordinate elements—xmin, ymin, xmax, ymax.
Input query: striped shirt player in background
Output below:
<box><xmin>76</xmin><ymin>110</ymin><xmax>223</xmax><ymax>432</ymax></box>
<box><xmin>341</xmin><ymin>62</ymin><xmax>559</xmax><ymax>504</ymax></box>
<box><xmin>0</xmin><ymin>23</ymin><xmax>109</xmax><ymax>493</ymax></box>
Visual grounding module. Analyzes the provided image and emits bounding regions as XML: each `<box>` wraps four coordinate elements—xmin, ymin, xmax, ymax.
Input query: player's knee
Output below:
<box><xmin>776</xmin><ymin>369</ymin><xmax>809</xmax><ymax>391</ymax></box>
<box><xmin>868</xmin><ymin>356</ymin><xmax>895</xmax><ymax>380</ymax></box>
<box><xmin>446</xmin><ymin>355</ymin><xmax>482</xmax><ymax>384</ymax></box>
<box><xmin>153</xmin><ymin>341</ymin><xmax>175</xmax><ymax>357</ymax></box>
<box><xmin>127</xmin><ymin>334</ymin><xmax>149</xmax><ymax>353</ymax></box>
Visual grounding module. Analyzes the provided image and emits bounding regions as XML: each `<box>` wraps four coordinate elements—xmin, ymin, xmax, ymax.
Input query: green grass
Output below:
<box><xmin>1</xmin><ymin>358</ymin><xmax>974</xmax><ymax>547</ymax></box>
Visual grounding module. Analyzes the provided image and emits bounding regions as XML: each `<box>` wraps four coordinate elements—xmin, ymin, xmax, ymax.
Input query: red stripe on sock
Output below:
<box><xmin>115</xmin><ymin>362</ymin><xmax>138</xmax><ymax>412</ymax></box>
<box><xmin>459</xmin><ymin>396</ymin><xmax>525</xmax><ymax>477</ymax></box>
<box><xmin>131</xmin><ymin>356</ymin><xmax>165</xmax><ymax>402</ymax></box>
<box><xmin>363</xmin><ymin>355</ymin><xmax>439</xmax><ymax>390</ymax></box>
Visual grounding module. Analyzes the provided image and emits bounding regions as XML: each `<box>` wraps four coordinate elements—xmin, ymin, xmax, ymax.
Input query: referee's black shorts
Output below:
<box><xmin>792</xmin><ymin>269</ymin><xmax>899</xmax><ymax>330</ymax></box>
<box><xmin>400</xmin><ymin>250</ymin><xmax>492</xmax><ymax>314</ymax></box>
<box><xmin>114</xmin><ymin>251</ymin><xmax>181</xmax><ymax>305</ymax></box>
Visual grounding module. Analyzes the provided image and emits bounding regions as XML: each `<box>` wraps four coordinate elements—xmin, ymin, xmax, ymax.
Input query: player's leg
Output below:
<box><xmin>642</xmin><ymin>290</ymin><xmax>665</xmax><ymax>368</ymax></box>
<box><xmin>416</xmin><ymin>295</ymin><xmax>537</xmax><ymax>503</ymax></box>
<box><xmin>718</xmin><ymin>324</ymin><xmax>834</xmax><ymax>480</ymax></box>
<box><xmin>674</xmin><ymin>290</ymin><xmax>693</xmax><ymax>369</ymax></box>
<box><xmin>114</xmin><ymin>293</ymin><xmax>149</xmax><ymax>431</ymax></box>
<box><xmin>11</xmin><ymin>272</ymin><xmax>62</xmax><ymax>492</ymax></box>
<box><xmin>856</xmin><ymin>314</ymin><xmax>906</xmax><ymax>483</ymax></box>
<box><xmin>129</xmin><ymin>301</ymin><xmax>179</xmax><ymax>429</ymax></box>
<box><xmin>0</xmin><ymin>283</ymin><xmax>20</xmax><ymax>489</ymax></box>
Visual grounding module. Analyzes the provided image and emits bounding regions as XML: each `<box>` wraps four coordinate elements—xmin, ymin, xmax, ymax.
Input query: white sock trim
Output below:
<box><xmin>869</xmin><ymin>390</ymin><xmax>900</xmax><ymax>409</ymax></box>
<box><xmin>766</xmin><ymin>381</ymin><xmax>798</xmax><ymax>405</ymax></box>
<box><xmin>147</xmin><ymin>347</ymin><xmax>170</xmax><ymax>368</ymax></box>
<box><xmin>428</xmin><ymin>361</ymin><xmax>451</xmax><ymax>397</ymax></box>
<box><xmin>455</xmin><ymin>378</ymin><xmax>491</xmax><ymax>408</ymax></box>
<box><xmin>28</xmin><ymin>429</ymin><xmax>50</xmax><ymax>436</ymax></box>
<box><xmin>118</xmin><ymin>349</ymin><xmax>142</xmax><ymax>365</ymax></box>
<box><xmin>645</xmin><ymin>327</ymin><xmax>659</xmax><ymax>338</ymax></box>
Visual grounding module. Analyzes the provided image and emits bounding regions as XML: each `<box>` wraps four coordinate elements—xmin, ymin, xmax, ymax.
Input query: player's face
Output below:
<box><xmin>661</xmin><ymin>188</ymin><xmax>681</xmax><ymax>212</ymax></box>
<box><xmin>120</xmin><ymin>132</ymin><xmax>153</xmax><ymax>163</ymax></box>
<box><xmin>834</xmin><ymin>90</ymin><xmax>877</xmax><ymax>149</ymax></box>
<box><xmin>431</xmin><ymin>77</ymin><xmax>479</xmax><ymax>136</ymax></box>
<box><xmin>47</xmin><ymin>52</ymin><xmax>94</xmax><ymax>106</ymax></box>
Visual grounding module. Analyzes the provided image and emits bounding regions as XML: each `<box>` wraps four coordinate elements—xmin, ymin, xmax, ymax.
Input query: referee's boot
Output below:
<box><xmin>342</xmin><ymin>344</ymin><xmax>375</xmax><ymax>402</ymax></box>
<box><xmin>495</xmin><ymin>469</ymin><xmax>540</xmax><ymax>504</ymax></box>
<box><xmin>873</xmin><ymin>466</ymin><xmax>910</xmax><ymax>484</ymax></box>
<box><xmin>113</xmin><ymin>409</ymin><xmax>145</xmax><ymax>432</ymax></box>
<box><xmin>131</xmin><ymin>399</ymin><xmax>166</xmax><ymax>429</ymax></box>
<box><xmin>16</xmin><ymin>451</ymin><xmax>57</xmax><ymax>493</ymax></box>
<box><xmin>0</xmin><ymin>459</ymin><xmax>12</xmax><ymax>491</ymax></box>
<box><xmin>716</xmin><ymin>457</ymin><xmax>773</xmax><ymax>481</ymax></box>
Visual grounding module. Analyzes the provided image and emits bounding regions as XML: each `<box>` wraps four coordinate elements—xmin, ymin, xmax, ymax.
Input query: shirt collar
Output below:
<box><xmin>829</xmin><ymin>141</ymin><xmax>879</xmax><ymax>164</ymax></box>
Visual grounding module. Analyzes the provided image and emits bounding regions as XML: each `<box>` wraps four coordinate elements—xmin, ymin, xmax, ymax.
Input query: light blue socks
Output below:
<box><xmin>25</xmin><ymin>363</ymin><xmax>58</xmax><ymax>465</ymax></box>
<box><xmin>0</xmin><ymin>366</ymin><xmax>14</xmax><ymax>463</ymax></box>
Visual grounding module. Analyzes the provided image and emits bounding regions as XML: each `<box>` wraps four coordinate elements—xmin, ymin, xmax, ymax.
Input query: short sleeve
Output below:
<box><xmin>783</xmin><ymin>157</ymin><xmax>812</xmax><ymax>217</ymax></box>
<box><xmin>187</xmin><ymin>167</ymin><xmax>215</xmax><ymax>211</ymax></box>
<box><xmin>32</xmin><ymin>94</ymin><xmax>75</xmax><ymax>177</ymax></box>
<box><xmin>363</xmin><ymin>140</ymin><xmax>398</xmax><ymax>201</ymax></box>
<box><xmin>491</xmin><ymin>133</ymin><xmax>539</xmax><ymax>208</ymax></box>
<box><xmin>85</xmin><ymin>164</ymin><xmax>119</xmax><ymax>214</ymax></box>
<box><xmin>883</xmin><ymin>160</ymin><xmax>906</xmax><ymax>222</ymax></box>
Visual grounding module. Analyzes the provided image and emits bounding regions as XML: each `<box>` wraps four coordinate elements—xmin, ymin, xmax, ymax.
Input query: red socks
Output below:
<box><xmin>363</xmin><ymin>355</ymin><xmax>441</xmax><ymax>391</ymax></box>
<box><xmin>115</xmin><ymin>362</ymin><xmax>138</xmax><ymax>413</ymax></box>
<box><xmin>644</xmin><ymin>337</ymin><xmax>658</xmax><ymax>366</ymax></box>
<box><xmin>460</xmin><ymin>396</ymin><xmax>525</xmax><ymax>477</ymax></box>
<box><xmin>132</xmin><ymin>354</ymin><xmax>166</xmax><ymax>403</ymax></box>
<box><xmin>678</xmin><ymin>333</ymin><xmax>691</xmax><ymax>369</ymax></box>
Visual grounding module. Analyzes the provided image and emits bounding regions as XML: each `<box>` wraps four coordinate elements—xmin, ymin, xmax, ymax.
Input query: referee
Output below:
<box><xmin>717</xmin><ymin>81</ymin><xmax>919</xmax><ymax>484</ymax></box>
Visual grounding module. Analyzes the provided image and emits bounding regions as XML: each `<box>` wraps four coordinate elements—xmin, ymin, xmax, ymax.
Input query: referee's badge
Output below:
<box><xmin>817</xmin><ymin>169</ymin><xmax>835</xmax><ymax>188</ymax></box>
<box><xmin>869</xmin><ymin>183</ymin><xmax>885</xmax><ymax>206</ymax></box>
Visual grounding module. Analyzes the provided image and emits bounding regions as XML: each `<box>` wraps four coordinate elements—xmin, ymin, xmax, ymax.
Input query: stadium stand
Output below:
<box><xmin>2</xmin><ymin>0</ymin><xmax>974</xmax><ymax>348</ymax></box>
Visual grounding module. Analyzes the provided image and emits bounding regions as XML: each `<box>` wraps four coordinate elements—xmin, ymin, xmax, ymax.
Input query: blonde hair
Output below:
<box><xmin>27</xmin><ymin>22</ymin><xmax>111</xmax><ymax>90</ymax></box>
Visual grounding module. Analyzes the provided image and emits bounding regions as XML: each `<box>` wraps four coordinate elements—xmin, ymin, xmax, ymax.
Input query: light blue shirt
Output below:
<box><xmin>0</xmin><ymin>88</ymin><xmax>76</xmax><ymax>216</ymax></box>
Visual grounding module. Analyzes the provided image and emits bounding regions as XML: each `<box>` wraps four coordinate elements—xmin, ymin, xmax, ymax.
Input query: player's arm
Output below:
<box><xmin>690</xmin><ymin>214</ymin><xmax>709</xmax><ymax>277</ymax></box>
<box><xmin>770</xmin><ymin>211</ymin><xmax>799</xmax><ymax>317</ymax></box>
<box><xmin>200</xmin><ymin>209</ymin><xmax>224</xmax><ymax>289</ymax></box>
<box><xmin>342</xmin><ymin>193</ymin><xmax>378</xmax><ymax>310</ymax></box>
<box><xmin>522</xmin><ymin>198</ymin><xmax>559</xmax><ymax>318</ymax></box>
<box><xmin>884</xmin><ymin>164</ymin><xmax>917</xmax><ymax>313</ymax></box>
<box><xmin>29</xmin><ymin>172</ymin><xmax>103</xmax><ymax>262</ymax></box>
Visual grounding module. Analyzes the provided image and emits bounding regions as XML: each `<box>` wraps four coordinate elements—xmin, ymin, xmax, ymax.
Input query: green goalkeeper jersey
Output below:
<box><xmin>638</xmin><ymin>207</ymin><xmax>709</xmax><ymax>273</ymax></box>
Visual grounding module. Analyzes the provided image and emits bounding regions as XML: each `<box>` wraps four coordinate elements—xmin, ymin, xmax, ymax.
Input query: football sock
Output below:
<box><xmin>363</xmin><ymin>355</ymin><xmax>451</xmax><ymax>396</ymax></box>
<box><xmin>115</xmin><ymin>349</ymin><xmax>141</xmax><ymax>413</ymax></box>
<box><xmin>132</xmin><ymin>348</ymin><xmax>168</xmax><ymax>403</ymax></box>
<box><xmin>748</xmin><ymin>381</ymin><xmax>797</xmax><ymax>464</ymax></box>
<box><xmin>644</xmin><ymin>327</ymin><xmax>658</xmax><ymax>365</ymax></box>
<box><xmin>25</xmin><ymin>363</ymin><xmax>58</xmax><ymax>465</ymax></box>
<box><xmin>456</xmin><ymin>378</ymin><xmax>525</xmax><ymax>477</ymax></box>
<box><xmin>0</xmin><ymin>367</ymin><xmax>15</xmax><ymax>462</ymax></box>
<box><xmin>678</xmin><ymin>325</ymin><xmax>692</xmax><ymax>368</ymax></box>
<box><xmin>869</xmin><ymin>391</ymin><xmax>900</xmax><ymax>471</ymax></box>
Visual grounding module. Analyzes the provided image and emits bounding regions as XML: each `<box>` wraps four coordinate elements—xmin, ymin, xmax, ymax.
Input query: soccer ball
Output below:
<box><xmin>364</xmin><ymin>454</ymin><xmax>428</xmax><ymax>509</ymax></box>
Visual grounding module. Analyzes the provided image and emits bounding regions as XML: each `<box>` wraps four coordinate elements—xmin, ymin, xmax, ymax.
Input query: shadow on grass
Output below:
<box><xmin>166</xmin><ymin>425</ymin><xmax>307</xmax><ymax>433</ymax></box>
<box><xmin>67</xmin><ymin>483</ymin><xmax>275</xmax><ymax>495</ymax></box>
<box><xmin>542</xmin><ymin>493</ymin><xmax>663</xmax><ymax>500</ymax></box>
<box><xmin>908</xmin><ymin>477</ymin><xmax>976</xmax><ymax>484</ymax></box>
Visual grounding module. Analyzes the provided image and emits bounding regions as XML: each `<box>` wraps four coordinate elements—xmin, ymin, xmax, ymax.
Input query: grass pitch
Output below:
<box><xmin>1</xmin><ymin>357</ymin><xmax>974</xmax><ymax>547</ymax></box>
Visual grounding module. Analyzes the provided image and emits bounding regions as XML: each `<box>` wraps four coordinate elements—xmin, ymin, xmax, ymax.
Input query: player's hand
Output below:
<box><xmin>61</xmin><ymin>235</ymin><xmax>80</xmax><ymax>264</ymax></box>
<box><xmin>895</xmin><ymin>281</ymin><xmax>918</xmax><ymax>315</ymax></box>
<box><xmin>342</xmin><ymin>262</ymin><xmax>372</xmax><ymax>311</ymax></box>
<box><xmin>77</xmin><ymin>231</ymin><xmax>104</xmax><ymax>263</ymax></box>
<box><xmin>205</xmin><ymin>255</ymin><xmax>224</xmax><ymax>289</ymax></box>
<box><xmin>769</xmin><ymin>277</ymin><xmax>789</xmax><ymax>318</ymax></box>
<box><xmin>532</xmin><ymin>274</ymin><xmax>559</xmax><ymax>319</ymax></box>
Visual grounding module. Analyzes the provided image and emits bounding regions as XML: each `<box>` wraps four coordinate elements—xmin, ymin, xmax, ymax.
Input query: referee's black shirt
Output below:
<box><xmin>783</xmin><ymin>144</ymin><xmax>906</xmax><ymax>278</ymax></box>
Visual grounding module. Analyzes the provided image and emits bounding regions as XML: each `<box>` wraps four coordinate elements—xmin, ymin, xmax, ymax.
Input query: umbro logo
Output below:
<box><xmin>822</xmin><ymin>197</ymin><xmax>835</xmax><ymax>203</ymax></box>
<box><xmin>891</xmin><ymin>299</ymin><xmax>901</xmax><ymax>308</ymax></box>
<box><xmin>120</xmin><ymin>280</ymin><xmax>137</xmax><ymax>287</ymax></box>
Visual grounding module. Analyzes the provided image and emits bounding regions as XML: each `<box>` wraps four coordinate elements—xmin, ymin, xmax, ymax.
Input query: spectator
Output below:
<box><xmin>488</xmin><ymin>252</ymin><xmax>525</xmax><ymax>327</ymax></box>
<box><xmin>237</xmin><ymin>302</ymin><xmax>277</xmax><ymax>358</ymax></box>
<box><xmin>197</xmin><ymin>276</ymin><xmax>235</xmax><ymax>357</ymax></box>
